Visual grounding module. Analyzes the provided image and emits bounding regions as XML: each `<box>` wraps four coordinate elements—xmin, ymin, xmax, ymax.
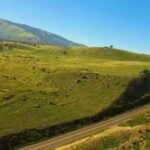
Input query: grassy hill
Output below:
<box><xmin>0</xmin><ymin>19</ymin><xmax>83</xmax><ymax>47</ymax></box>
<box><xmin>0</xmin><ymin>42</ymin><xmax>150</xmax><ymax>149</ymax></box>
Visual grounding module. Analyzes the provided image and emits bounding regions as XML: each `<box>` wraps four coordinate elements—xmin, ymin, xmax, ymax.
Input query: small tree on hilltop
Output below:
<box><xmin>110</xmin><ymin>45</ymin><xmax>114</xmax><ymax>49</ymax></box>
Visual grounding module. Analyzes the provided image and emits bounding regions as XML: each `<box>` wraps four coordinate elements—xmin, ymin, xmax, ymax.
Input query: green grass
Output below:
<box><xmin>66</xmin><ymin>110</ymin><xmax>150</xmax><ymax>150</ymax></box>
<box><xmin>0</xmin><ymin>41</ymin><xmax>150</xmax><ymax>138</ymax></box>
<box><xmin>121</xmin><ymin>109</ymin><xmax>150</xmax><ymax>127</ymax></box>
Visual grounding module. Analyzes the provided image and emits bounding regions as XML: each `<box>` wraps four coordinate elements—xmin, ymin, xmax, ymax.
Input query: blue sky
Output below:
<box><xmin>0</xmin><ymin>0</ymin><xmax>150</xmax><ymax>53</ymax></box>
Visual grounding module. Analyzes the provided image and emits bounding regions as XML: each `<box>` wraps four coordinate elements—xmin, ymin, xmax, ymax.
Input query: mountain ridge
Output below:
<box><xmin>0</xmin><ymin>19</ymin><xmax>84</xmax><ymax>47</ymax></box>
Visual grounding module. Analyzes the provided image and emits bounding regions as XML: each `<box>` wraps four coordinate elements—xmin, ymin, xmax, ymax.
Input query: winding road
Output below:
<box><xmin>20</xmin><ymin>105</ymin><xmax>150</xmax><ymax>150</ymax></box>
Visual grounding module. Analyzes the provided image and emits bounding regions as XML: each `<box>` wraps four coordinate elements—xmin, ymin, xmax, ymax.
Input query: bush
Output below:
<box><xmin>140</xmin><ymin>69</ymin><xmax>150</xmax><ymax>90</ymax></box>
<box><xmin>0</xmin><ymin>45</ymin><xmax>3</xmax><ymax>51</ymax></box>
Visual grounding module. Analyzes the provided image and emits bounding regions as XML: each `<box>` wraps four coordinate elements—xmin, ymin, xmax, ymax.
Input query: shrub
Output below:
<box><xmin>0</xmin><ymin>45</ymin><xmax>3</xmax><ymax>51</ymax></box>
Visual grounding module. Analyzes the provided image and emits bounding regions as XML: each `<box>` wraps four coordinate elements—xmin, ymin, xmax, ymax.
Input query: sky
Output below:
<box><xmin>0</xmin><ymin>0</ymin><xmax>150</xmax><ymax>54</ymax></box>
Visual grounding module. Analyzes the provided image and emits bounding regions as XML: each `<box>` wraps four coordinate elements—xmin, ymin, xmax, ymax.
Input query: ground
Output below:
<box><xmin>55</xmin><ymin>109</ymin><xmax>150</xmax><ymax>150</ymax></box>
<box><xmin>0</xmin><ymin>41</ymin><xmax>150</xmax><ymax>139</ymax></box>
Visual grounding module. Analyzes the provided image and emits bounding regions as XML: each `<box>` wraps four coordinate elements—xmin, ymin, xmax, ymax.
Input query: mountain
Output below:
<box><xmin>0</xmin><ymin>19</ymin><xmax>84</xmax><ymax>47</ymax></box>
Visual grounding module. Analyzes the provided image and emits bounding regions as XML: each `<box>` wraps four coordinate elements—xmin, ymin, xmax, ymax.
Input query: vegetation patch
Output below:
<box><xmin>56</xmin><ymin>111</ymin><xmax>150</xmax><ymax>150</ymax></box>
<box><xmin>0</xmin><ymin>42</ymin><xmax>150</xmax><ymax>149</ymax></box>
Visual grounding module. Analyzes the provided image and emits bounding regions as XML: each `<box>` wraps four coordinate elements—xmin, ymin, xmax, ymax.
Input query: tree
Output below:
<box><xmin>141</xmin><ymin>69</ymin><xmax>150</xmax><ymax>81</ymax></box>
<box><xmin>140</xmin><ymin>69</ymin><xmax>150</xmax><ymax>90</ymax></box>
<box><xmin>110</xmin><ymin>45</ymin><xmax>113</xmax><ymax>49</ymax></box>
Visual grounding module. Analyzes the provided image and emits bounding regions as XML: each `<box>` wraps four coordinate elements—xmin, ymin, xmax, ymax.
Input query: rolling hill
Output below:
<box><xmin>0</xmin><ymin>42</ymin><xmax>150</xmax><ymax>149</ymax></box>
<box><xmin>0</xmin><ymin>19</ymin><xmax>83</xmax><ymax>47</ymax></box>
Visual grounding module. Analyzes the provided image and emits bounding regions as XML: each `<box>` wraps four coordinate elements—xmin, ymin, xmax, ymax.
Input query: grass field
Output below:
<box><xmin>0</xmin><ymin>41</ymin><xmax>150</xmax><ymax>139</ymax></box>
<box><xmin>57</xmin><ymin>109</ymin><xmax>150</xmax><ymax>150</ymax></box>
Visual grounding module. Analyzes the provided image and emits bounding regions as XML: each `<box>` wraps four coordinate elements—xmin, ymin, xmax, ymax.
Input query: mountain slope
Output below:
<box><xmin>0</xmin><ymin>19</ymin><xmax>83</xmax><ymax>47</ymax></box>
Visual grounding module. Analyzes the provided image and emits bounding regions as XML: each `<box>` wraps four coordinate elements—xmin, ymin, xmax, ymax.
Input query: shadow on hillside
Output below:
<box><xmin>90</xmin><ymin>74</ymin><xmax>150</xmax><ymax>122</ymax></box>
<box><xmin>0</xmin><ymin>72</ymin><xmax>150</xmax><ymax>150</ymax></box>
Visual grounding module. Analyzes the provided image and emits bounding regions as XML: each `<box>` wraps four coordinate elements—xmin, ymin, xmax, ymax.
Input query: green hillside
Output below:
<box><xmin>0</xmin><ymin>19</ymin><xmax>83</xmax><ymax>47</ymax></box>
<box><xmin>0</xmin><ymin>42</ymin><xmax>150</xmax><ymax>149</ymax></box>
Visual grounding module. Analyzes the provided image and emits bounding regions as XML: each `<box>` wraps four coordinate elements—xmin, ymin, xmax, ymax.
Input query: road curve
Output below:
<box><xmin>20</xmin><ymin>105</ymin><xmax>150</xmax><ymax>150</ymax></box>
